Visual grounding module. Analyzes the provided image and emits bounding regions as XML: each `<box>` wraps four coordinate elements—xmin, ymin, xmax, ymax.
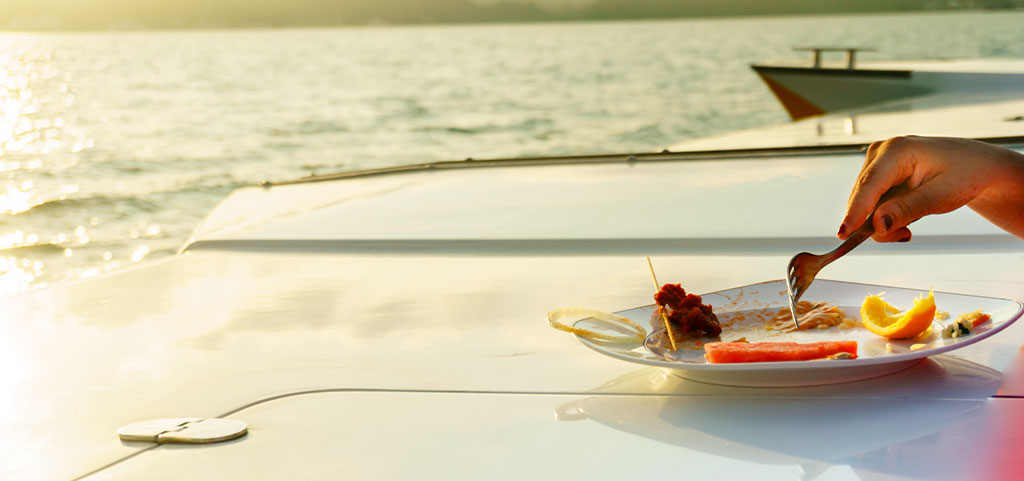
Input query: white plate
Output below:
<box><xmin>575</xmin><ymin>279</ymin><xmax>1023</xmax><ymax>387</ymax></box>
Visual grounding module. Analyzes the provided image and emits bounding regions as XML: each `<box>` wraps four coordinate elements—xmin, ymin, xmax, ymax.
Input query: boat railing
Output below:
<box><xmin>261</xmin><ymin>135</ymin><xmax>1024</xmax><ymax>188</ymax></box>
<box><xmin>793</xmin><ymin>46</ymin><xmax>876</xmax><ymax>69</ymax></box>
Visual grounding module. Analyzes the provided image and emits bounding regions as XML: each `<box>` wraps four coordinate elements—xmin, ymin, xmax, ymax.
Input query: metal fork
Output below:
<box><xmin>785</xmin><ymin>222</ymin><xmax>876</xmax><ymax>328</ymax></box>
<box><xmin>786</xmin><ymin>186</ymin><xmax>906</xmax><ymax>327</ymax></box>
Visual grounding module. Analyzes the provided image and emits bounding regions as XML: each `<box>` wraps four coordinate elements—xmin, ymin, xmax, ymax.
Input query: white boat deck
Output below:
<box><xmin>5</xmin><ymin>144</ymin><xmax>1024</xmax><ymax>480</ymax></box>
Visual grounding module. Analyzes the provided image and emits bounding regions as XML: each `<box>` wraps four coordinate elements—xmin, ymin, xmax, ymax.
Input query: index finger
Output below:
<box><xmin>848</xmin><ymin>140</ymin><xmax>883</xmax><ymax>208</ymax></box>
<box><xmin>839</xmin><ymin>140</ymin><xmax>913</xmax><ymax>238</ymax></box>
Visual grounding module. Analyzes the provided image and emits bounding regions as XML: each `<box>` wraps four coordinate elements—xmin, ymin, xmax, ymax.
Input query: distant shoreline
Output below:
<box><xmin>2</xmin><ymin>5</ymin><xmax>1022</xmax><ymax>33</ymax></box>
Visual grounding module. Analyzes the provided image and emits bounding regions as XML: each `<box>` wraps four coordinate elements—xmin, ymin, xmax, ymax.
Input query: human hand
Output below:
<box><xmin>838</xmin><ymin>136</ymin><xmax>1024</xmax><ymax>242</ymax></box>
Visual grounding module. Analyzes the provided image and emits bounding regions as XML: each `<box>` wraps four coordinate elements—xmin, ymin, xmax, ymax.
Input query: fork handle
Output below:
<box><xmin>824</xmin><ymin>184</ymin><xmax>908</xmax><ymax>262</ymax></box>
<box><xmin>822</xmin><ymin>220</ymin><xmax>875</xmax><ymax>263</ymax></box>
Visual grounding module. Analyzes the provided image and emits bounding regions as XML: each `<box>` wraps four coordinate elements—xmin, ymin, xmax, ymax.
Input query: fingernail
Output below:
<box><xmin>837</xmin><ymin>224</ymin><xmax>847</xmax><ymax>237</ymax></box>
<box><xmin>882</xmin><ymin>215</ymin><xmax>894</xmax><ymax>232</ymax></box>
<box><xmin>898</xmin><ymin>236</ymin><xmax>911</xmax><ymax>243</ymax></box>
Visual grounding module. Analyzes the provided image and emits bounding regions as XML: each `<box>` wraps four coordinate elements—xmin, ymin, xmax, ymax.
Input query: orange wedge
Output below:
<box><xmin>860</xmin><ymin>289</ymin><xmax>936</xmax><ymax>339</ymax></box>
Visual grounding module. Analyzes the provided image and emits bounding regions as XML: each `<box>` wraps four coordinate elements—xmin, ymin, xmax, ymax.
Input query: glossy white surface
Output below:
<box><xmin>84</xmin><ymin>390</ymin><xmax>993</xmax><ymax>481</ymax></box>
<box><xmin>6</xmin><ymin>247</ymin><xmax>1024</xmax><ymax>478</ymax></box>
<box><xmin>4</xmin><ymin>135</ymin><xmax>1024</xmax><ymax>479</ymax></box>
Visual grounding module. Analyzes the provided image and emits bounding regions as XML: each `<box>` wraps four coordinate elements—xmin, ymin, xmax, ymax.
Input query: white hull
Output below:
<box><xmin>752</xmin><ymin>59</ymin><xmax>1024</xmax><ymax>119</ymax></box>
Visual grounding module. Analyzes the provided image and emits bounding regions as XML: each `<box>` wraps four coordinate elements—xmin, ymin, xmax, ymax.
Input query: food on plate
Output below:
<box><xmin>941</xmin><ymin>309</ymin><xmax>991</xmax><ymax>338</ymax></box>
<box><xmin>959</xmin><ymin>309</ymin><xmax>991</xmax><ymax>327</ymax></box>
<box><xmin>704</xmin><ymin>340</ymin><xmax>858</xmax><ymax>363</ymax></box>
<box><xmin>942</xmin><ymin>318</ymin><xmax>973</xmax><ymax>339</ymax></box>
<box><xmin>767</xmin><ymin>300</ymin><xmax>857</xmax><ymax>332</ymax></box>
<box><xmin>547</xmin><ymin>307</ymin><xmax>647</xmax><ymax>343</ymax></box>
<box><xmin>860</xmin><ymin>289</ymin><xmax>936</xmax><ymax>339</ymax></box>
<box><xmin>652</xmin><ymin>283</ymin><xmax>721</xmax><ymax>346</ymax></box>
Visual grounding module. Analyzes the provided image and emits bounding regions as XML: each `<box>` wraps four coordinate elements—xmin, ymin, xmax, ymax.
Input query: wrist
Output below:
<box><xmin>970</xmin><ymin>145</ymin><xmax>1024</xmax><ymax>238</ymax></box>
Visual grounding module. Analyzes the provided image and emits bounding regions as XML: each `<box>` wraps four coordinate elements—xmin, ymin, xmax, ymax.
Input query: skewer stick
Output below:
<box><xmin>646</xmin><ymin>256</ymin><xmax>678</xmax><ymax>351</ymax></box>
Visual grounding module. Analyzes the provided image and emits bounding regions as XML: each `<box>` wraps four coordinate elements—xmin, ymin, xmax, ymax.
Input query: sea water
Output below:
<box><xmin>1</xmin><ymin>11</ymin><xmax>1023</xmax><ymax>295</ymax></box>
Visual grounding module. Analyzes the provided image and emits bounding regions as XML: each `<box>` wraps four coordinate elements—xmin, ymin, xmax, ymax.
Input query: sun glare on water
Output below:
<box><xmin>0</xmin><ymin>34</ymin><xmax>112</xmax><ymax>295</ymax></box>
<box><xmin>0</xmin><ymin>36</ymin><xmax>41</xmax><ymax>295</ymax></box>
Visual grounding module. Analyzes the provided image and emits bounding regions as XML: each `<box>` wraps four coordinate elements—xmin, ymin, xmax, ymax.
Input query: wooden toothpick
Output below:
<box><xmin>646</xmin><ymin>256</ymin><xmax>678</xmax><ymax>351</ymax></box>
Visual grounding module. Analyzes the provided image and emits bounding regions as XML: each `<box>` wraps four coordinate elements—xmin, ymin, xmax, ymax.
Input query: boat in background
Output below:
<box><xmin>4</xmin><ymin>52</ymin><xmax>1024</xmax><ymax>481</ymax></box>
<box><xmin>751</xmin><ymin>47</ymin><xmax>1024</xmax><ymax>120</ymax></box>
<box><xmin>670</xmin><ymin>47</ymin><xmax>1024</xmax><ymax>152</ymax></box>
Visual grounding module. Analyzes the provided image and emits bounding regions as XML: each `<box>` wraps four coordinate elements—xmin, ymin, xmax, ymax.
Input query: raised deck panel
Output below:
<box><xmin>186</xmin><ymin>151</ymin><xmax>1009</xmax><ymax>255</ymax></box>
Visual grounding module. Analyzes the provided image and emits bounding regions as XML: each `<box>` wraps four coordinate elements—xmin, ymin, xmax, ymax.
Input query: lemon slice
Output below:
<box><xmin>860</xmin><ymin>289</ymin><xmax>936</xmax><ymax>339</ymax></box>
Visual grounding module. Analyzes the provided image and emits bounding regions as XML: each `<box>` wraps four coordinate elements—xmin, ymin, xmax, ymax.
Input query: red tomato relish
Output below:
<box><xmin>654</xmin><ymin>283</ymin><xmax>721</xmax><ymax>337</ymax></box>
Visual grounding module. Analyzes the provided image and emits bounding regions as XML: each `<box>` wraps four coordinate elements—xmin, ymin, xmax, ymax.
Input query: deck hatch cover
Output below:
<box><xmin>118</xmin><ymin>418</ymin><xmax>247</xmax><ymax>444</ymax></box>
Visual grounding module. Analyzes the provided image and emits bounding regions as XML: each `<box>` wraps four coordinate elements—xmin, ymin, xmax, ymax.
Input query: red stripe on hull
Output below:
<box><xmin>755</xmin><ymin>71</ymin><xmax>826</xmax><ymax>120</ymax></box>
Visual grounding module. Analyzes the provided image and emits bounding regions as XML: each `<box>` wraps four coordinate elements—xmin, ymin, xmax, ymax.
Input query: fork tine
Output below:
<box><xmin>786</xmin><ymin>287</ymin><xmax>802</xmax><ymax>329</ymax></box>
<box><xmin>783</xmin><ymin>187</ymin><xmax>907</xmax><ymax>329</ymax></box>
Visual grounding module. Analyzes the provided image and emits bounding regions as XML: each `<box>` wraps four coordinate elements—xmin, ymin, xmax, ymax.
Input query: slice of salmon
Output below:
<box><xmin>704</xmin><ymin>341</ymin><xmax>858</xmax><ymax>363</ymax></box>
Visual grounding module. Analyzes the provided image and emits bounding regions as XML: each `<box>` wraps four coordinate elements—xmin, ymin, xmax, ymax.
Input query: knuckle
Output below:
<box><xmin>889</xmin><ymin>198</ymin><xmax>915</xmax><ymax>222</ymax></box>
<box><xmin>863</xmin><ymin>142</ymin><xmax>882</xmax><ymax>167</ymax></box>
<box><xmin>856</xmin><ymin>168</ymin><xmax>878</xmax><ymax>189</ymax></box>
<box><xmin>885</xmin><ymin>135</ymin><xmax>916</xmax><ymax>153</ymax></box>
<box><xmin>885</xmin><ymin>135</ymin><xmax>921</xmax><ymax>155</ymax></box>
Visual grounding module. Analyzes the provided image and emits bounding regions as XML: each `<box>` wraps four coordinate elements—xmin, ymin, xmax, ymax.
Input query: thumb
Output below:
<box><xmin>872</xmin><ymin>181</ymin><xmax>951</xmax><ymax>235</ymax></box>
